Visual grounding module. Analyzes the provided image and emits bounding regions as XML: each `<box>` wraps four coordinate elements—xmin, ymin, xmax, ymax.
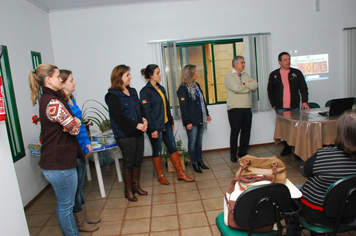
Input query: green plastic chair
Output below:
<box><xmin>308</xmin><ymin>102</ymin><xmax>320</xmax><ymax>108</ymax></box>
<box><xmin>297</xmin><ymin>175</ymin><xmax>356</xmax><ymax>236</ymax></box>
<box><xmin>325</xmin><ymin>100</ymin><xmax>332</xmax><ymax>107</ymax></box>
<box><xmin>216</xmin><ymin>184</ymin><xmax>300</xmax><ymax>236</ymax></box>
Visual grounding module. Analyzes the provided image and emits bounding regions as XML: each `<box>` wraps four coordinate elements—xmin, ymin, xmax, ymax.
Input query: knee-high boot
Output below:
<box><xmin>123</xmin><ymin>171</ymin><xmax>138</xmax><ymax>202</ymax></box>
<box><xmin>152</xmin><ymin>157</ymin><xmax>170</xmax><ymax>185</ymax></box>
<box><xmin>132</xmin><ymin>167</ymin><xmax>148</xmax><ymax>195</ymax></box>
<box><xmin>170</xmin><ymin>152</ymin><xmax>195</xmax><ymax>182</ymax></box>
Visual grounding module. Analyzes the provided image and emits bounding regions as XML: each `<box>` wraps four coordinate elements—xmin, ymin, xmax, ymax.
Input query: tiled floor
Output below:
<box><xmin>24</xmin><ymin>143</ymin><xmax>353</xmax><ymax>236</ymax></box>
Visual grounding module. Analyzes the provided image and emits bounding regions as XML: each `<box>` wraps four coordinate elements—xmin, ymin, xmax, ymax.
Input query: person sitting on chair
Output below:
<box><xmin>299</xmin><ymin>110</ymin><xmax>356</xmax><ymax>226</ymax></box>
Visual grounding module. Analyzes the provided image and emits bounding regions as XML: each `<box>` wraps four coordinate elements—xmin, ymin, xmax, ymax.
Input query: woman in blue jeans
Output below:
<box><xmin>60</xmin><ymin>70</ymin><xmax>101</xmax><ymax>232</ymax></box>
<box><xmin>140</xmin><ymin>64</ymin><xmax>194</xmax><ymax>185</ymax></box>
<box><xmin>29</xmin><ymin>64</ymin><xmax>82</xmax><ymax>236</ymax></box>
<box><xmin>177</xmin><ymin>64</ymin><xmax>212</xmax><ymax>173</ymax></box>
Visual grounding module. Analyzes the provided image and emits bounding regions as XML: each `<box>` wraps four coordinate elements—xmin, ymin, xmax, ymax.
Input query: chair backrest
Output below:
<box><xmin>234</xmin><ymin>183</ymin><xmax>291</xmax><ymax>229</ymax></box>
<box><xmin>308</xmin><ymin>102</ymin><xmax>321</xmax><ymax>108</ymax></box>
<box><xmin>324</xmin><ymin>175</ymin><xmax>356</xmax><ymax>219</ymax></box>
<box><xmin>325</xmin><ymin>100</ymin><xmax>332</xmax><ymax>107</ymax></box>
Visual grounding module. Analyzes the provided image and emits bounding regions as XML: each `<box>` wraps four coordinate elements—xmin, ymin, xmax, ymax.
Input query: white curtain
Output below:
<box><xmin>151</xmin><ymin>42</ymin><xmax>180</xmax><ymax>119</ymax></box>
<box><xmin>344</xmin><ymin>27</ymin><xmax>356</xmax><ymax>97</ymax></box>
<box><xmin>243</xmin><ymin>34</ymin><xmax>272</xmax><ymax>112</ymax></box>
<box><xmin>255</xmin><ymin>34</ymin><xmax>273</xmax><ymax>111</ymax></box>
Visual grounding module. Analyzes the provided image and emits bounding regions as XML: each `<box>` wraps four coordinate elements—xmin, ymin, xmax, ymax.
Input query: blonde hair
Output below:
<box><xmin>29</xmin><ymin>64</ymin><xmax>58</xmax><ymax>106</ymax></box>
<box><xmin>179</xmin><ymin>64</ymin><xmax>196</xmax><ymax>87</ymax></box>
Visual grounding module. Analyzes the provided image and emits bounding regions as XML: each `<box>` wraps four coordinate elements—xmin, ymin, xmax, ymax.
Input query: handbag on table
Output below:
<box><xmin>223</xmin><ymin>155</ymin><xmax>287</xmax><ymax>230</ymax></box>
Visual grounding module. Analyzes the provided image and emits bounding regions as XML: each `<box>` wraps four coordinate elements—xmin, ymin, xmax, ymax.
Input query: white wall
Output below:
<box><xmin>0</xmin><ymin>0</ymin><xmax>55</xmax><ymax>208</ymax></box>
<box><xmin>0</xmin><ymin>0</ymin><xmax>356</xmax><ymax>222</ymax></box>
<box><xmin>49</xmin><ymin>0</ymin><xmax>356</xmax><ymax>156</ymax></box>
<box><xmin>0</xmin><ymin>123</ymin><xmax>29</xmax><ymax>235</ymax></box>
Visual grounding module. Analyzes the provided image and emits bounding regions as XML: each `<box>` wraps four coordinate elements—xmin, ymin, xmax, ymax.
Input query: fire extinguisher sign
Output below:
<box><xmin>0</xmin><ymin>75</ymin><xmax>6</xmax><ymax>121</ymax></box>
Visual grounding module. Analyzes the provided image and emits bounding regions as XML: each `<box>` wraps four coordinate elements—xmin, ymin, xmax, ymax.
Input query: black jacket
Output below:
<box><xmin>105</xmin><ymin>87</ymin><xmax>144</xmax><ymax>139</ymax></box>
<box><xmin>177</xmin><ymin>83</ymin><xmax>209</xmax><ymax>127</ymax></box>
<box><xmin>139</xmin><ymin>82</ymin><xmax>174</xmax><ymax>134</ymax></box>
<box><xmin>267</xmin><ymin>67</ymin><xmax>309</xmax><ymax>109</ymax></box>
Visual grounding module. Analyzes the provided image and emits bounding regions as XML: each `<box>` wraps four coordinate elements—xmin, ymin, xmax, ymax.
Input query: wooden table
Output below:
<box><xmin>274</xmin><ymin>108</ymin><xmax>338</xmax><ymax>161</ymax></box>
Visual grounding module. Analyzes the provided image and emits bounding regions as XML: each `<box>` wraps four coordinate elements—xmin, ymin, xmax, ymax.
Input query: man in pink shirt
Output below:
<box><xmin>267</xmin><ymin>52</ymin><xmax>310</xmax><ymax>156</ymax></box>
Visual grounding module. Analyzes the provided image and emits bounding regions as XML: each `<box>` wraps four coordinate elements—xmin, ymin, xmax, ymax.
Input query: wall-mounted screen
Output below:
<box><xmin>291</xmin><ymin>53</ymin><xmax>329</xmax><ymax>81</ymax></box>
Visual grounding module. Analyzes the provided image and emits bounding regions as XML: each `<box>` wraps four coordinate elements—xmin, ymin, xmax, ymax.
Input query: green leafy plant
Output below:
<box><xmin>81</xmin><ymin>99</ymin><xmax>111</xmax><ymax>132</ymax></box>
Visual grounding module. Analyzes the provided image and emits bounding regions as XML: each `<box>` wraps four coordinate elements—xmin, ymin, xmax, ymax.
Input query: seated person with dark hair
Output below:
<box><xmin>299</xmin><ymin>110</ymin><xmax>356</xmax><ymax>226</ymax></box>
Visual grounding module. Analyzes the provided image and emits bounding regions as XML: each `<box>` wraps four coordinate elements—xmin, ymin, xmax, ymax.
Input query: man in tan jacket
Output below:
<box><xmin>224</xmin><ymin>56</ymin><xmax>258</xmax><ymax>162</ymax></box>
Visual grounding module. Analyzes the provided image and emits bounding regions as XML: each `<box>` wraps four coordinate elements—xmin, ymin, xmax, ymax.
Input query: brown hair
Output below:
<box><xmin>335</xmin><ymin>110</ymin><xmax>356</xmax><ymax>160</ymax></box>
<box><xmin>179</xmin><ymin>64</ymin><xmax>196</xmax><ymax>87</ymax></box>
<box><xmin>59</xmin><ymin>69</ymin><xmax>73</xmax><ymax>102</ymax></box>
<box><xmin>141</xmin><ymin>64</ymin><xmax>158</xmax><ymax>81</ymax></box>
<box><xmin>29</xmin><ymin>64</ymin><xmax>58</xmax><ymax>106</ymax></box>
<box><xmin>109</xmin><ymin>65</ymin><xmax>130</xmax><ymax>91</ymax></box>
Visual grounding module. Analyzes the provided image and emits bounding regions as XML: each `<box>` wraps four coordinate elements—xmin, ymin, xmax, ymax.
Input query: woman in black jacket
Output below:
<box><xmin>140</xmin><ymin>64</ymin><xmax>194</xmax><ymax>185</ymax></box>
<box><xmin>105</xmin><ymin>65</ymin><xmax>148</xmax><ymax>202</ymax></box>
<box><xmin>177</xmin><ymin>64</ymin><xmax>212</xmax><ymax>173</ymax></box>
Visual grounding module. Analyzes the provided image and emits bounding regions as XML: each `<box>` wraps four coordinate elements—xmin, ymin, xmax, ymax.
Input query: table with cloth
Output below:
<box><xmin>274</xmin><ymin>108</ymin><xmax>338</xmax><ymax>161</ymax></box>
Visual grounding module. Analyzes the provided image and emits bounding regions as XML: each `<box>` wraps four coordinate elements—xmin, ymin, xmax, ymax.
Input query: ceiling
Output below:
<box><xmin>27</xmin><ymin>0</ymin><xmax>175</xmax><ymax>12</ymax></box>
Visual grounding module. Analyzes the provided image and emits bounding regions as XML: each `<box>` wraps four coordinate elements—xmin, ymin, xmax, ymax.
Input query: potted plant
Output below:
<box><xmin>162</xmin><ymin>131</ymin><xmax>190</xmax><ymax>172</ymax></box>
<box><xmin>81</xmin><ymin>99</ymin><xmax>111</xmax><ymax>135</ymax></box>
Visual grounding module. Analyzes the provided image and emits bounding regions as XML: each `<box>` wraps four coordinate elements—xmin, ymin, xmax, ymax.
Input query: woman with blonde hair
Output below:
<box><xmin>29</xmin><ymin>64</ymin><xmax>83</xmax><ymax>236</ymax></box>
<box><xmin>177</xmin><ymin>64</ymin><xmax>212</xmax><ymax>173</ymax></box>
<box><xmin>140</xmin><ymin>64</ymin><xmax>194</xmax><ymax>185</ymax></box>
<box><xmin>105</xmin><ymin>65</ymin><xmax>148</xmax><ymax>201</ymax></box>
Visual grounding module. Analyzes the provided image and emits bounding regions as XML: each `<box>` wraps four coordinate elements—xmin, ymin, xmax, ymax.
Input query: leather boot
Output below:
<box><xmin>82</xmin><ymin>203</ymin><xmax>101</xmax><ymax>224</ymax></box>
<box><xmin>197</xmin><ymin>161</ymin><xmax>209</xmax><ymax>170</ymax></box>
<box><xmin>170</xmin><ymin>152</ymin><xmax>195</xmax><ymax>182</ymax></box>
<box><xmin>152</xmin><ymin>157</ymin><xmax>170</xmax><ymax>185</ymax></box>
<box><xmin>74</xmin><ymin>211</ymin><xmax>99</xmax><ymax>232</ymax></box>
<box><xmin>123</xmin><ymin>171</ymin><xmax>138</xmax><ymax>202</ymax></box>
<box><xmin>192</xmin><ymin>163</ymin><xmax>202</xmax><ymax>173</ymax></box>
<box><xmin>132</xmin><ymin>167</ymin><xmax>148</xmax><ymax>195</ymax></box>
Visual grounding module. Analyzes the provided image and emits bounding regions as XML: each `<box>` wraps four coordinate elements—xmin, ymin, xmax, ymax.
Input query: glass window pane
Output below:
<box><xmin>213</xmin><ymin>44</ymin><xmax>234</xmax><ymax>103</ymax></box>
<box><xmin>180</xmin><ymin>46</ymin><xmax>206</xmax><ymax>97</ymax></box>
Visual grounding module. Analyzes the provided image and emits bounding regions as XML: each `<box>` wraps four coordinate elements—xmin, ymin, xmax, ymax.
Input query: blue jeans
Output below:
<box><xmin>42</xmin><ymin>168</ymin><xmax>80</xmax><ymax>236</ymax></box>
<box><xmin>275</xmin><ymin>107</ymin><xmax>299</xmax><ymax>115</ymax></box>
<box><xmin>74</xmin><ymin>158</ymin><xmax>86</xmax><ymax>213</ymax></box>
<box><xmin>186</xmin><ymin>125</ymin><xmax>204</xmax><ymax>164</ymax></box>
<box><xmin>148</xmin><ymin>122</ymin><xmax>177</xmax><ymax>157</ymax></box>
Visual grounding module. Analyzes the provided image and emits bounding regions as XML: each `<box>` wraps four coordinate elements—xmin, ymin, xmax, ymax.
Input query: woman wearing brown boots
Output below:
<box><xmin>105</xmin><ymin>65</ymin><xmax>148</xmax><ymax>202</ymax></box>
<box><xmin>140</xmin><ymin>64</ymin><xmax>194</xmax><ymax>185</ymax></box>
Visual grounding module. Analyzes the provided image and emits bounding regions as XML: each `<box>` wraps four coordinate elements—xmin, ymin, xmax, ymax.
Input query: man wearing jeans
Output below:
<box><xmin>225</xmin><ymin>56</ymin><xmax>258</xmax><ymax>162</ymax></box>
<box><xmin>267</xmin><ymin>52</ymin><xmax>310</xmax><ymax>156</ymax></box>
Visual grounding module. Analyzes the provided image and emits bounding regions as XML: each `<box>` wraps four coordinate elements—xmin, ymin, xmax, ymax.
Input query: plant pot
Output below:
<box><xmin>167</xmin><ymin>155</ymin><xmax>185</xmax><ymax>173</ymax></box>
